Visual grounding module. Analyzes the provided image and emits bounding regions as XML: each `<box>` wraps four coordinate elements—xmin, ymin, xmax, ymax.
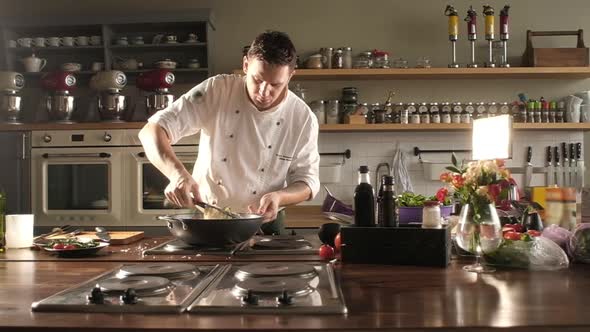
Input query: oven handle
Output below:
<box><xmin>41</xmin><ymin>152</ymin><xmax>112</xmax><ymax>159</ymax></box>
<box><xmin>137</xmin><ymin>152</ymin><xmax>198</xmax><ymax>158</ymax></box>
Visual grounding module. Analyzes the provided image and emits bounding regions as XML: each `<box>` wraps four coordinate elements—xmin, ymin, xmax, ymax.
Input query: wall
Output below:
<box><xmin>1</xmin><ymin>0</ymin><xmax>589</xmax><ymax>204</ymax></box>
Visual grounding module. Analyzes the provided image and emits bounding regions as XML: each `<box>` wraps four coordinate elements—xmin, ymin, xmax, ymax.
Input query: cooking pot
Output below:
<box><xmin>157</xmin><ymin>212</ymin><xmax>263</xmax><ymax>246</ymax></box>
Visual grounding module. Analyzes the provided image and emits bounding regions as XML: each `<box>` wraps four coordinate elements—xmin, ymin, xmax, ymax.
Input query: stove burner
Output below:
<box><xmin>235</xmin><ymin>263</ymin><xmax>318</xmax><ymax>280</ymax></box>
<box><xmin>233</xmin><ymin>277</ymin><xmax>315</xmax><ymax>298</ymax></box>
<box><xmin>164</xmin><ymin>241</ymin><xmax>233</xmax><ymax>251</ymax></box>
<box><xmin>119</xmin><ymin>263</ymin><xmax>198</xmax><ymax>280</ymax></box>
<box><xmin>99</xmin><ymin>276</ymin><xmax>171</xmax><ymax>296</ymax></box>
<box><xmin>251</xmin><ymin>238</ymin><xmax>312</xmax><ymax>250</ymax></box>
<box><xmin>142</xmin><ymin>239</ymin><xmax>240</xmax><ymax>256</ymax></box>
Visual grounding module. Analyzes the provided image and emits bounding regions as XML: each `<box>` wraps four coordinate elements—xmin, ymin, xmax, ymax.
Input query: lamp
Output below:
<box><xmin>472</xmin><ymin>114</ymin><xmax>512</xmax><ymax>160</ymax></box>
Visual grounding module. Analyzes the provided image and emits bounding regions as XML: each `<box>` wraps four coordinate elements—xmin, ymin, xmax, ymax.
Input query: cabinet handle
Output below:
<box><xmin>21</xmin><ymin>133</ymin><xmax>27</xmax><ymax>160</ymax></box>
<box><xmin>41</xmin><ymin>152</ymin><xmax>111</xmax><ymax>159</ymax></box>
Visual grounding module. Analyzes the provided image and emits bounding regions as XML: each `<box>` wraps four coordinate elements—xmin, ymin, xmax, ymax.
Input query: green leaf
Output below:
<box><xmin>446</xmin><ymin>166</ymin><xmax>462</xmax><ymax>173</ymax></box>
<box><xmin>452</xmin><ymin>153</ymin><xmax>458</xmax><ymax>167</ymax></box>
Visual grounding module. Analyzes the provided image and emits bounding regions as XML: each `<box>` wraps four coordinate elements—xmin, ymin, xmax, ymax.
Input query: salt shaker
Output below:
<box><xmin>422</xmin><ymin>201</ymin><xmax>442</xmax><ymax>229</ymax></box>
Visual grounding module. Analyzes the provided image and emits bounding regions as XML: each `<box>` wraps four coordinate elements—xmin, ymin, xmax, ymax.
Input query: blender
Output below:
<box><xmin>40</xmin><ymin>71</ymin><xmax>77</xmax><ymax>123</ymax></box>
<box><xmin>136</xmin><ymin>69</ymin><xmax>175</xmax><ymax>117</ymax></box>
<box><xmin>0</xmin><ymin>71</ymin><xmax>25</xmax><ymax>124</ymax></box>
<box><xmin>90</xmin><ymin>70</ymin><xmax>128</xmax><ymax>122</ymax></box>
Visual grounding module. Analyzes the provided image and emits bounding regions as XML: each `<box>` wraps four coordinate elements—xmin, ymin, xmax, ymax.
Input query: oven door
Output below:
<box><xmin>126</xmin><ymin>146</ymin><xmax>198</xmax><ymax>226</ymax></box>
<box><xmin>31</xmin><ymin>147</ymin><xmax>124</xmax><ymax>226</ymax></box>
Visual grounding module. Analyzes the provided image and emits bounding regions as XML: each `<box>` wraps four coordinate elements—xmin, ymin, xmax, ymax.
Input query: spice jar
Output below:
<box><xmin>408</xmin><ymin>102</ymin><xmax>420</xmax><ymax>124</ymax></box>
<box><xmin>429</xmin><ymin>102</ymin><xmax>440</xmax><ymax>123</ymax></box>
<box><xmin>393</xmin><ymin>102</ymin><xmax>405</xmax><ymax>124</ymax></box>
<box><xmin>452</xmin><ymin>102</ymin><xmax>463</xmax><ymax>123</ymax></box>
<box><xmin>333</xmin><ymin>49</ymin><xmax>344</xmax><ymax>69</ymax></box>
<box><xmin>499</xmin><ymin>102</ymin><xmax>510</xmax><ymax>116</ymax></box>
<box><xmin>475</xmin><ymin>102</ymin><xmax>487</xmax><ymax>119</ymax></box>
<box><xmin>487</xmin><ymin>102</ymin><xmax>498</xmax><ymax>117</ymax></box>
<box><xmin>372</xmin><ymin>50</ymin><xmax>390</xmax><ymax>68</ymax></box>
<box><xmin>441</xmin><ymin>102</ymin><xmax>452</xmax><ymax>123</ymax></box>
<box><xmin>422</xmin><ymin>201</ymin><xmax>442</xmax><ymax>229</ymax></box>
<box><xmin>462</xmin><ymin>102</ymin><xmax>474</xmax><ymax>124</ymax></box>
<box><xmin>418</xmin><ymin>102</ymin><xmax>430</xmax><ymax>124</ymax></box>
<box><xmin>310</xmin><ymin>100</ymin><xmax>326</xmax><ymax>124</ymax></box>
<box><xmin>326</xmin><ymin>100</ymin><xmax>340</xmax><ymax>124</ymax></box>
<box><xmin>354</xmin><ymin>51</ymin><xmax>373</xmax><ymax>68</ymax></box>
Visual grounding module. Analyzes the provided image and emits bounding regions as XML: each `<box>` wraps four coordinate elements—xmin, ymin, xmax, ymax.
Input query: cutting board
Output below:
<box><xmin>47</xmin><ymin>231</ymin><xmax>144</xmax><ymax>245</ymax></box>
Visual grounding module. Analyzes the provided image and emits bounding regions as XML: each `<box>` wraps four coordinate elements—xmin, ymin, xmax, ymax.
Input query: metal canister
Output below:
<box><xmin>408</xmin><ymin>102</ymin><xmax>420</xmax><ymax>124</ymax></box>
<box><xmin>333</xmin><ymin>49</ymin><xmax>344</xmax><ymax>69</ymax></box>
<box><xmin>418</xmin><ymin>102</ymin><xmax>430</xmax><ymax>124</ymax></box>
<box><xmin>326</xmin><ymin>100</ymin><xmax>340</xmax><ymax>124</ymax></box>
<box><xmin>441</xmin><ymin>102</ymin><xmax>452</xmax><ymax>123</ymax></box>
<box><xmin>462</xmin><ymin>102</ymin><xmax>474</xmax><ymax>123</ymax></box>
<box><xmin>451</xmin><ymin>102</ymin><xmax>463</xmax><ymax>123</ymax></box>
<box><xmin>393</xmin><ymin>102</ymin><xmax>405</xmax><ymax>124</ymax></box>
<box><xmin>429</xmin><ymin>102</ymin><xmax>441</xmax><ymax>123</ymax></box>
<box><xmin>342</xmin><ymin>47</ymin><xmax>353</xmax><ymax>69</ymax></box>
<box><xmin>475</xmin><ymin>102</ymin><xmax>487</xmax><ymax>119</ymax></box>
<box><xmin>310</xmin><ymin>100</ymin><xmax>326</xmax><ymax>124</ymax></box>
<box><xmin>320</xmin><ymin>47</ymin><xmax>334</xmax><ymax>69</ymax></box>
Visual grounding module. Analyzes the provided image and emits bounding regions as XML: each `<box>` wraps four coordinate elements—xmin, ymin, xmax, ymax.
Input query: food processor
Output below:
<box><xmin>136</xmin><ymin>69</ymin><xmax>175</xmax><ymax>116</ymax></box>
<box><xmin>40</xmin><ymin>71</ymin><xmax>77</xmax><ymax>123</ymax></box>
<box><xmin>90</xmin><ymin>70</ymin><xmax>128</xmax><ymax>122</ymax></box>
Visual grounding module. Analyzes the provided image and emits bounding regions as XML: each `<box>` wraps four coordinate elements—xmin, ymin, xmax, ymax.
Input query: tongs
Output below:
<box><xmin>195</xmin><ymin>201</ymin><xmax>241</xmax><ymax>219</ymax></box>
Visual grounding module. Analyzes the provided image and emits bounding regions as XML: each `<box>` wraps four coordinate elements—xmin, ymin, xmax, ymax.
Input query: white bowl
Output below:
<box><xmin>61</xmin><ymin>62</ymin><xmax>82</xmax><ymax>72</ymax></box>
<box><xmin>155</xmin><ymin>60</ymin><xmax>177</xmax><ymax>69</ymax></box>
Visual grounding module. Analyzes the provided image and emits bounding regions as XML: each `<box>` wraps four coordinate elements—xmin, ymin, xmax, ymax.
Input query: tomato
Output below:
<box><xmin>503</xmin><ymin>224</ymin><xmax>524</xmax><ymax>233</ymax></box>
<box><xmin>334</xmin><ymin>233</ymin><xmax>342</xmax><ymax>252</ymax></box>
<box><xmin>318</xmin><ymin>244</ymin><xmax>335</xmax><ymax>260</ymax></box>
<box><xmin>503</xmin><ymin>231</ymin><xmax>521</xmax><ymax>241</ymax></box>
<box><xmin>63</xmin><ymin>244</ymin><xmax>77</xmax><ymax>250</ymax></box>
<box><xmin>52</xmin><ymin>243</ymin><xmax>65</xmax><ymax>250</ymax></box>
<box><xmin>526</xmin><ymin>229</ymin><xmax>542</xmax><ymax>237</ymax></box>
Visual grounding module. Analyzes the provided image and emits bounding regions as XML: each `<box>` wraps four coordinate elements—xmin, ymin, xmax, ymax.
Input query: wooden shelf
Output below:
<box><xmin>8</xmin><ymin>46</ymin><xmax>102</xmax><ymax>52</ymax></box>
<box><xmin>110</xmin><ymin>42</ymin><xmax>206</xmax><ymax>49</ymax></box>
<box><xmin>234</xmin><ymin>67</ymin><xmax>590</xmax><ymax>80</ymax></box>
<box><xmin>122</xmin><ymin>68</ymin><xmax>208</xmax><ymax>74</ymax></box>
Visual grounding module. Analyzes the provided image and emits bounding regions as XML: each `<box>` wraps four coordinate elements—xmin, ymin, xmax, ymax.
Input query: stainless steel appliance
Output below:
<box><xmin>0</xmin><ymin>71</ymin><xmax>25</xmax><ymax>124</ymax></box>
<box><xmin>31</xmin><ymin>129</ymin><xmax>198</xmax><ymax>227</ymax></box>
<box><xmin>136</xmin><ymin>69</ymin><xmax>175</xmax><ymax>117</ymax></box>
<box><xmin>32</xmin><ymin>262</ymin><xmax>347</xmax><ymax>314</ymax></box>
<box><xmin>41</xmin><ymin>71</ymin><xmax>77</xmax><ymax>123</ymax></box>
<box><xmin>90</xmin><ymin>70</ymin><xmax>128</xmax><ymax>122</ymax></box>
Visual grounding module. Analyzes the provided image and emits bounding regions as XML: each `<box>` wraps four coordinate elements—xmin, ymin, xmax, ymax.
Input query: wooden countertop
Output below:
<box><xmin>1</xmin><ymin>259</ymin><xmax>590</xmax><ymax>331</ymax></box>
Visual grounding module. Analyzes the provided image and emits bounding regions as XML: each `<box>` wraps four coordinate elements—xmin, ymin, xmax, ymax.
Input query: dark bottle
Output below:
<box><xmin>378</xmin><ymin>175</ymin><xmax>398</xmax><ymax>227</ymax></box>
<box><xmin>354</xmin><ymin>165</ymin><xmax>375</xmax><ymax>227</ymax></box>
<box><xmin>0</xmin><ymin>189</ymin><xmax>5</xmax><ymax>253</ymax></box>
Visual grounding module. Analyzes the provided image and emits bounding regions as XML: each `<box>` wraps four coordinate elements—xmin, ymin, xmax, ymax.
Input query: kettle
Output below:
<box><xmin>20</xmin><ymin>54</ymin><xmax>47</xmax><ymax>73</ymax></box>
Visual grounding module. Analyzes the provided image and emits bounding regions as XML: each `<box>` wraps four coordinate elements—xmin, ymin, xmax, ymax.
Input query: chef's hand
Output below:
<box><xmin>249</xmin><ymin>192</ymin><xmax>281</xmax><ymax>223</ymax></box>
<box><xmin>165</xmin><ymin>172</ymin><xmax>202</xmax><ymax>208</ymax></box>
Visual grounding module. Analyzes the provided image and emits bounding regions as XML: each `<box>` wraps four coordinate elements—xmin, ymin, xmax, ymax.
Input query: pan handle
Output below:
<box><xmin>157</xmin><ymin>215</ymin><xmax>178</xmax><ymax>230</ymax></box>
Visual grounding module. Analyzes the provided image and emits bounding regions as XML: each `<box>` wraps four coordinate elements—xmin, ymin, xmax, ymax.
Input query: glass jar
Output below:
<box><xmin>292</xmin><ymin>83</ymin><xmax>306</xmax><ymax>102</ymax></box>
<box><xmin>354</xmin><ymin>51</ymin><xmax>373</xmax><ymax>68</ymax></box>
<box><xmin>422</xmin><ymin>201</ymin><xmax>442</xmax><ymax>229</ymax></box>
<box><xmin>452</xmin><ymin>102</ymin><xmax>463</xmax><ymax>124</ymax></box>
<box><xmin>393</xmin><ymin>102</ymin><xmax>405</xmax><ymax>124</ymax></box>
<box><xmin>342</xmin><ymin>47</ymin><xmax>353</xmax><ymax>69</ymax></box>
<box><xmin>487</xmin><ymin>102</ymin><xmax>498</xmax><ymax>117</ymax></box>
<box><xmin>368</xmin><ymin>103</ymin><xmax>381</xmax><ymax>124</ymax></box>
<box><xmin>333</xmin><ymin>49</ymin><xmax>344</xmax><ymax>69</ymax></box>
<box><xmin>341</xmin><ymin>87</ymin><xmax>358</xmax><ymax>104</ymax></box>
<box><xmin>475</xmin><ymin>102</ymin><xmax>487</xmax><ymax>119</ymax></box>
<box><xmin>310</xmin><ymin>100</ymin><xmax>326</xmax><ymax>125</ymax></box>
<box><xmin>418</xmin><ymin>102</ymin><xmax>430</xmax><ymax>124</ymax></box>
<box><xmin>372</xmin><ymin>50</ymin><xmax>390</xmax><ymax>68</ymax></box>
<box><xmin>326</xmin><ymin>100</ymin><xmax>340</xmax><ymax>124</ymax></box>
<box><xmin>383</xmin><ymin>102</ymin><xmax>393</xmax><ymax>123</ymax></box>
<box><xmin>441</xmin><ymin>102</ymin><xmax>452</xmax><ymax>123</ymax></box>
<box><xmin>462</xmin><ymin>102</ymin><xmax>474</xmax><ymax>124</ymax></box>
<box><xmin>429</xmin><ymin>102</ymin><xmax>440</xmax><ymax>123</ymax></box>
<box><xmin>320</xmin><ymin>47</ymin><xmax>333</xmax><ymax>69</ymax></box>
<box><xmin>393</xmin><ymin>58</ymin><xmax>408</xmax><ymax>69</ymax></box>
<box><xmin>408</xmin><ymin>102</ymin><xmax>420</xmax><ymax>124</ymax></box>
<box><xmin>499</xmin><ymin>102</ymin><xmax>510</xmax><ymax>116</ymax></box>
<box><xmin>415</xmin><ymin>56</ymin><xmax>432</xmax><ymax>68</ymax></box>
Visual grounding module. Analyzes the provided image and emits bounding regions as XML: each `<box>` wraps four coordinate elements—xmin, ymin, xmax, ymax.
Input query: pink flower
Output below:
<box><xmin>436</xmin><ymin>188</ymin><xmax>449</xmax><ymax>203</ymax></box>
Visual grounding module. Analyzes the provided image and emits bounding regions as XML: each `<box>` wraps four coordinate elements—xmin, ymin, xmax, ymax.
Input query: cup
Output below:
<box><xmin>565</xmin><ymin>95</ymin><xmax>583</xmax><ymax>123</ymax></box>
<box><xmin>7</xmin><ymin>40</ymin><xmax>17</xmax><ymax>48</ymax></box>
<box><xmin>581</xmin><ymin>105</ymin><xmax>590</xmax><ymax>122</ymax></box>
<box><xmin>5</xmin><ymin>214</ymin><xmax>34</xmax><ymax>248</ymax></box>
<box><xmin>91</xmin><ymin>61</ymin><xmax>104</xmax><ymax>71</ymax></box>
<box><xmin>47</xmin><ymin>37</ymin><xmax>61</xmax><ymax>47</ymax></box>
<box><xmin>186</xmin><ymin>33</ymin><xmax>198</xmax><ymax>42</ymax></box>
<box><xmin>17</xmin><ymin>38</ymin><xmax>32</xmax><ymax>47</ymax></box>
<box><xmin>115</xmin><ymin>36</ymin><xmax>128</xmax><ymax>46</ymax></box>
<box><xmin>61</xmin><ymin>36</ymin><xmax>74</xmax><ymax>47</ymax></box>
<box><xmin>33</xmin><ymin>37</ymin><xmax>46</xmax><ymax>47</ymax></box>
<box><xmin>75</xmin><ymin>36</ymin><xmax>89</xmax><ymax>46</ymax></box>
<box><xmin>61</xmin><ymin>62</ymin><xmax>82</xmax><ymax>72</ymax></box>
<box><xmin>164</xmin><ymin>34</ymin><xmax>177</xmax><ymax>43</ymax></box>
<box><xmin>131</xmin><ymin>36</ymin><xmax>144</xmax><ymax>45</ymax></box>
<box><xmin>89</xmin><ymin>35</ymin><xmax>102</xmax><ymax>46</ymax></box>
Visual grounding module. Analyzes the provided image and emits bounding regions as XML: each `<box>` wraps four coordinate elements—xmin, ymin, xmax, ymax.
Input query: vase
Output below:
<box><xmin>455</xmin><ymin>203</ymin><xmax>503</xmax><ymax>273</ymax></box>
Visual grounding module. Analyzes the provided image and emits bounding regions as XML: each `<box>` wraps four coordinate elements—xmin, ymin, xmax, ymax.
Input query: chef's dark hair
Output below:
<box><xmin>247</xmin><ymin>31</ymin><xmax>296</xmax><ymax>68</ymax></box>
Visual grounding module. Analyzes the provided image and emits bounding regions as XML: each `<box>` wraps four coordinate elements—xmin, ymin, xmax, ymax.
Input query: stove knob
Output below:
<box><xmin>103</xmin><ymin>132</ymin><xmax>112</xmax><ymax>142</ymax></box>
<box><xmin>121</xmin><ymin>288</ymin><xmax>138</xmax><ymax>304</ymax></box>
<box><xmin>86</xmin><ymin>286</ymin><xmax>104</xmax><ymax>304</ymax></box>
<box><xmin>241</xmin><ymin>290</ymin><xmax>259</xmax><ymax>305</ymax></box>
<box><xmin>278</xmin><ymin>290</ymin><xmax>294</xmax><ymax>305</ymax></box>
<box><xmin>43</xmin><ymin>134</ymin><xmax>52</xmax><ymax>143</ymax></box>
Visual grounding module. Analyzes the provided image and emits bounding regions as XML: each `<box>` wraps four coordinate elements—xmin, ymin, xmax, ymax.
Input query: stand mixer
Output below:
<box><xmin>0</xmin><ymin>71</ymin><xmax>25</xmax><ymax>124</ymax></box>
<box><xmin>90</xmin><ymin>70</ymin><xmax>128</xmax><ymax>122</ymax></box>
<box><xmin>40</xmin><ymin>71</ymin><xmax>77</xmax><ymax>123</ymax></box>
<box><xmin>137</xmin><ymin>69</ymin><xmax>175</xmax><ymax>117</ymax></box>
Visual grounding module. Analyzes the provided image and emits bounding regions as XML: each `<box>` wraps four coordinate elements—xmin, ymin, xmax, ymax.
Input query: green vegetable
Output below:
<box><xmin>46</xmin><ymin>238</ymin><xmax>99</xmax><ymax>249</ymax></box>
<box><xmin>397</xmin><ymin>192</ymin><xmax>437</xmax><ymax>207</ymax></box>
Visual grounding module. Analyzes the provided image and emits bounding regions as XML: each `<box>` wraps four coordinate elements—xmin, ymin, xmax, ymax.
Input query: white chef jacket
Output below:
<box><xmin>148</xmin><ymin>74</ymin><xmax>320</xmax><ymax>212</ymax></box>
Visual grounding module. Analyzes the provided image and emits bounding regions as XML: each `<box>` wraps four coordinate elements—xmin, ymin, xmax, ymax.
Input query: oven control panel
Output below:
<box><xmin>31</xmin><ymin>130</ymin><xmax>128</xmax><ymax>147</ymax></box>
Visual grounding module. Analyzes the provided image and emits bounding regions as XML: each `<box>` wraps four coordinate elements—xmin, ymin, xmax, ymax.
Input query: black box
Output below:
<box><xmin>340</xmin><ymin>225</ymin><xmax>451</xmax><ymax>267</ymax></box>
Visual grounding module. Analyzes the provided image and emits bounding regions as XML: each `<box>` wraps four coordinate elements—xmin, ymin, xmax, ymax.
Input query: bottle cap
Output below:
<box><xmin>381</xmin><ymin>175</ymin><xmax>394</xmax><ymax>185</ymax></box>
<box><xmin>359</xmin><ymin>165</ymin><xmax>369</xmax><ymax>173</ymax></box>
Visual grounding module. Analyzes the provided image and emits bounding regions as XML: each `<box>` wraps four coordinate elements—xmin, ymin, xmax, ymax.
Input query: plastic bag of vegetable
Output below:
<box><xmin>541</xmin><ymin>224</ymin><xmax>572</xmax><ymax>250</ymax></box>
<box><xmin>485</xmin><ymin>236</ymin><xmax>569</xmax><ymax>270</ymax></box>
<box><xmin>567</xmin><ymin>223</ymin><xmax>590</xmax><ymax>263</ymax></box>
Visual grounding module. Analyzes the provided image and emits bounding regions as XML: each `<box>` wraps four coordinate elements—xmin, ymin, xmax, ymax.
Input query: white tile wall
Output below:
<box><xmin>307</xmin><ymin>130</ymin><xmax>584</xmax><ymax>206</ymax></box>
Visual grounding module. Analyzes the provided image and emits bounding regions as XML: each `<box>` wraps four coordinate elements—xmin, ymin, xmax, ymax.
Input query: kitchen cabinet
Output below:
<box><xmin>0</xmin><ymin>10</ymin><xmax>215</xmax><ymax>86</ymax></box>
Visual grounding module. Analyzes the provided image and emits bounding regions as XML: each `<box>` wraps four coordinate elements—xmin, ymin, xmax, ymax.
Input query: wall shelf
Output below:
<box><xmin>234</xmin><ymin>67</ymin><xmax>590</xmax><ymax>80</ymax></box>
<box><xmin>110</xmin><ymin>42</ymin><xmax>206</xmax><ymax>49</ymax></box>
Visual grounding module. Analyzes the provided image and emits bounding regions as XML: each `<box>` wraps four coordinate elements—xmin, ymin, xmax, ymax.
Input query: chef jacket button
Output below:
<box><xmin>229</xmin><ymin>134</ymin><xmax>234</xmax><ymax>138</ymax></box>
<box><xmin>267</xmin><ymin>145</ymin><xmax>272</xmax><ymax>149</ymax></box>
<box><xmin>260</xmin><ymin>168</ymin><xmax>264</xmax><ymax>172</ymax></box>
<box><xmin>222</xmin><ymin>157</ymin><xmax>227</xmax><ymax>162</ymax></box>
<box><xmin>235</xmin><ymin>110</ymin><xmax>240</xmax><ymax>114</ymax></box>
<box><xmin>217</xmin><ymin>180</ymin><xmax>222</xmax><ymax>185</ymax></box>
<box><xmin>252</xmin><ymin>191</ymin><xmax>257</xmax><ymax>195</ymax></box>
<box><xmin>276</xmin><ymin>121</ymin><xmax>281</xmax><ymax>126</ymax></box>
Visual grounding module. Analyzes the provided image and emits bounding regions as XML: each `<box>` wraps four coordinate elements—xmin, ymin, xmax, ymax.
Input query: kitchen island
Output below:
<box><xmin>1</xmin><ymin>239</ymin><xmax>590</xmax><ymax>331</ymax></box>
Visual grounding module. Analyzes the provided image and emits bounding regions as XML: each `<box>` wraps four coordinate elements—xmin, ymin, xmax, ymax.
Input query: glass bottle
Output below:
<box><xmin>354</xmin><ymin>166</ymin><xmax>375</xmax><ymax>227</ymax></box>
<box><xmin>0</xmin><ymin>190</ymin><xmax>5</xmax><ymax>252</ymax></box>
<box><xmin>378</xmin><ymin>175</ymin><xmax>397</xmax><ymax>227</ymax></box>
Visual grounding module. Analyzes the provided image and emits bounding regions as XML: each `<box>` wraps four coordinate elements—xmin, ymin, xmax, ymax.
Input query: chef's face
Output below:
<box><xmin>243</xmin><ymin>56</ymin><xmax>293</xmax><ymax>111</ymax></box>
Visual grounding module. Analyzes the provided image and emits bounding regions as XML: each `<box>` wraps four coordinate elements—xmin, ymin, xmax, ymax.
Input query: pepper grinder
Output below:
<box><xmin>465</xmin><ymin>6</ymin><xmax>478</xmax><ymax>68</ymax></box>
<box><xmin>483</xmin><ymin>4</ymin><xmax>496</xmax><ymax>67</ymax></box>
<box><xmin>499</xmin><ymin>5</ymin><xmax>511</xmax><ymax>67</ymax></box>
<box><xmin>445</xmin><ymin>5</ymin><xmax>460</xmax><ymax>68</ymax></box>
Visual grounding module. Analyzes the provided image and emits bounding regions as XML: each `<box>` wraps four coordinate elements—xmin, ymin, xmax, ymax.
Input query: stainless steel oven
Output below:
<box><xmin>31</xmin><ymin>129</ymin><xmax>198</xmax><ymax>227</ymax></box>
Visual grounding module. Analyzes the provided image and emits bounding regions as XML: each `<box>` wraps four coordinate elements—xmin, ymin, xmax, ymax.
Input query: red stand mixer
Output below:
<box><xmin>136</xmin><ymin>69</ymin><xmax>175</xmax><ymax>117</ymax></box>
<box><xmin>41</xmin><ymin>71</ymin><xmax>77</xmax><ymax>123</ymax></box>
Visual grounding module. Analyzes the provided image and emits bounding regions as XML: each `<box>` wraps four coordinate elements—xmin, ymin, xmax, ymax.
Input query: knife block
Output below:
<box><xmin>340</xmin><ymin>225</ymin><xmax>451</xmax><ymax>267</ymax></box>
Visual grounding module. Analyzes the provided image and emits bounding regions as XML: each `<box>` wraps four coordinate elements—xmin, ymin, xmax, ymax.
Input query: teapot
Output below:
<box><xmin>113</xmin><ymin>56</ymin><xmax>142</xmax><ymax>71</ymax></box>
<box><xmin>21</xmin><ymin>54</ymin><xmax>47</xmax><ymax>73</ymax></box>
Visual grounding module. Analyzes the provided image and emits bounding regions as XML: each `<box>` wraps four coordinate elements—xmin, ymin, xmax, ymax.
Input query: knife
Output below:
<box><xmin>554</xmin><ymin>146</ymin><xmax>563</xmax><ymax>187</ymax></box>
<box><xmin>576</xmin><ymin>142</ymin><xmax>585</xmax><ymax>192</ymax></box>
<box><xmin>562</xmin><ymin>142</ymin><xmax>570</xmax><ymax>187</ymax></box>
<box><xmin>524</xmin><ymin>146</ymin><xmax>533</xmax><ymax>188</ymax></box>
<box><xmin>546</xmin><ymin>146</ymin><xmax>554</xmax><ymax>186</ymax></box>
<box><xmin>569</xmin><ymin>143</ymin><xmax>576</xmax><ymax>189</ymax></box>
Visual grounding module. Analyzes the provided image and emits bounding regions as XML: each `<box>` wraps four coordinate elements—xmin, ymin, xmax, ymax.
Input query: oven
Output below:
<box><xmin>31</xmin><ymin>129</ymin><xmax>199</xmax><ymax>228</ymax></box>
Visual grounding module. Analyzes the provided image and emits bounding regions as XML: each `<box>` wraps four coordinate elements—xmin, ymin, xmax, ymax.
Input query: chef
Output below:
<box><xmin>139</xmin><ymin>30</ymin><xmax>320</xmax><ymax>235</ymax></box>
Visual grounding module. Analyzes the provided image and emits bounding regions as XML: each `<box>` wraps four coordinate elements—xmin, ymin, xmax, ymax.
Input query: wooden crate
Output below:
<box><xmin>523</xmin><ymin>29</ymin><xmax>589</xmax><ymax>67</ymax></box>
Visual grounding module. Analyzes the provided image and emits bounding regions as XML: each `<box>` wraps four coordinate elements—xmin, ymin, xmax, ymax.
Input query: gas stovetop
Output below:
<box><xmin>31</xmin><ymin>262</ymin><xmax>346</xmax><ymax>314</ymax></box>
<box><xmin>142</xmin><ymin>234</ymin><xmax>321</xmax><ymax>256</ymax></box>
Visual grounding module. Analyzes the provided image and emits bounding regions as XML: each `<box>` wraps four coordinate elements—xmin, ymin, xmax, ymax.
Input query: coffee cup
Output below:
<box><xmin>131</xmin><ymin>36</ymin><xmax>144</xmax><ymax>45</ymax></box>
<box><xmin>115</xmin><ymin>36</ymin><xmax>128</xmax><ymax>46</ymax></box>
<box><xmin>164</xmin><ymin>34</ymin><xmax>177</xmax><ymax>43</ymax></box>
<box><xmin>5</xmin><ymin>214</ymin><xmax>34</xmax><ymax>248</ymax></box>
<box><xmin>75</xmin><ymin>36</ymin><xmax>89</xmax><ymax>46</ymax></box>
<box><xmin>47</xmin><ymin>37</ymin><xmax>61</xmax><ymax>47</ymax></box>
<box><xmin>61</xmin><ymin>36</ymin><xmax>74</xmax><ymax>47</ymax></box>
<box><xmin>17</xmin><ymin>38</ymin><xmax>32</xmax><ymax>47</ymax></box>
<box><xmin>185</xmin><ymin>33</ymin><xmax>198</xmax><ymax>43</ymax></box>
<box><xmin>89</xmin><ymin>35</ymin><xmax>102</xmax><ymax>46</ymax></box>
<box><xmin>91</xmin><ymin>62</ymin><xmax>105</xmax><ymax>72</ymax></box>
<box><xmin>33</xmin><ymin>37</ymin><xmax>46</xmax><ymax>47</ymax></box>
<box><xmin>7</xmin><ymin>40</ymin><xmax>17</xmax><ymax>48</ymax></box>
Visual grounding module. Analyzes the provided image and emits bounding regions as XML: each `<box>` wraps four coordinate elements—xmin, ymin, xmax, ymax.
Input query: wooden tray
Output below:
<box><xmin>46</xmin><ymin>231</ymin><xmax>144</xmax><ymax>245</ymax></box>
<box><xmin>523</xmin><ymin>29</ymin><xmax>589</xmax><ymax>67</ymax></box>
